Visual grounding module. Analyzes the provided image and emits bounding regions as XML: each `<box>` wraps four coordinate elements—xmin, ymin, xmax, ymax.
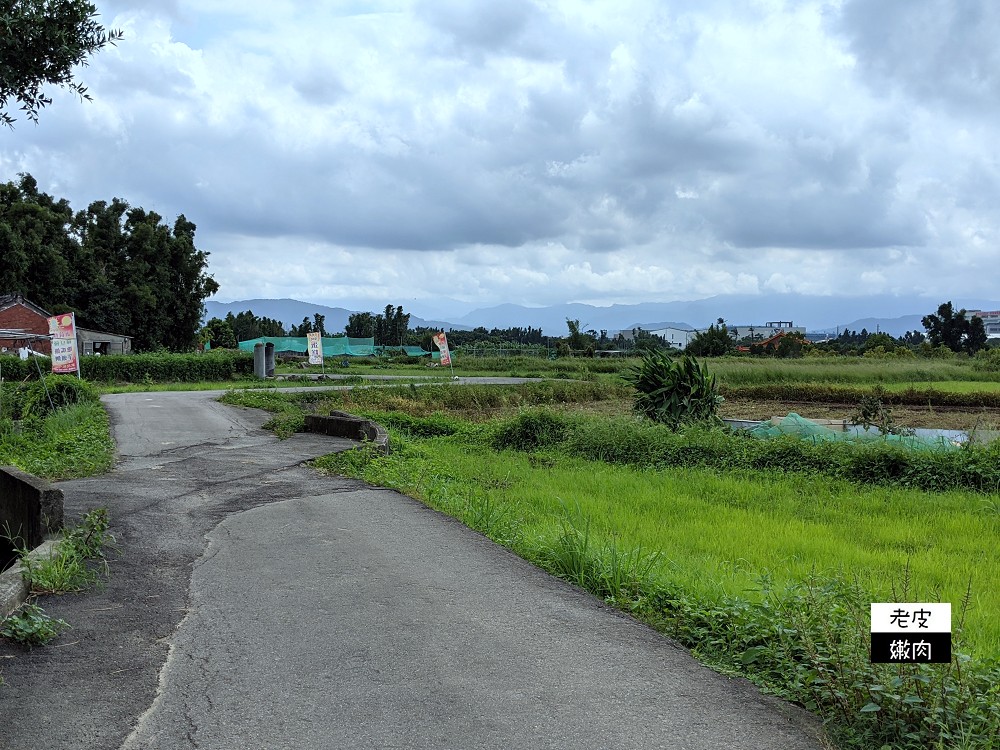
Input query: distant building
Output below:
<box><xmin>648</xmin><ymin>327</ymin><xmax>698</xmax><ymax>350</ymax></box>
<box><xmin>726</xmin><ymin>320</ymin><xmax>806</xmax><ymax>342</ymax></box>
<box><xmin>614</xmin><ymin>320</ymin><xmax>807</xmax><ymax>350</ymax></box>
<box><xmin>0</xmin><ymin>293</ymin><xmax>132</xmax><ymax>356</ymax></box>
<box><xmin>970</xmin><ymin>310</ymin><xmax>1000</xmax><ymax>339</ymax></box>
<box><xmin>614</xmin><ymin>326</ymin><xmax>696</xmax><ymax>350</ymax></box>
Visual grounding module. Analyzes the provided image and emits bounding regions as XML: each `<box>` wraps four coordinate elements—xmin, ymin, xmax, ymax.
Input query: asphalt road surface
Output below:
<box><xmin>0</xmin><ymin>389</ymin><xmax>824</xmax><ymax>749</ymax></box>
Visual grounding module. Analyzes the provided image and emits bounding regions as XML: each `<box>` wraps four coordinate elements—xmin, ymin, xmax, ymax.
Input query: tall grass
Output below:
<box><xmin>0</xmin><ymin>402</ymin><xmax>115</xmax><ymax>479</ymax></box>
<box><xmin>710</xmin><ymin>358</ymin><xmax>1000</xmax><ymax>387</ymax></box>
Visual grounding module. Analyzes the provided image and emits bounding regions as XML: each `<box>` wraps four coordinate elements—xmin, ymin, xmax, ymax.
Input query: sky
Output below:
<box><xmin>3</xmin><ymin>0</ymin><xmax>999</xmax><ymax>320</ymax></box>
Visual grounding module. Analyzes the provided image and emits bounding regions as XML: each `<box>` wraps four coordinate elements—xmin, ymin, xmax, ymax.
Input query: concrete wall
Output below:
<box><xmin>304</xmin><ymin>412</ymin><xmax>390</xmax><ymax>454</ymax></box>
<box><xmin>0</xmin><ymin>466</ymin><xmax>64</xmax><ymax>570</ymax></box>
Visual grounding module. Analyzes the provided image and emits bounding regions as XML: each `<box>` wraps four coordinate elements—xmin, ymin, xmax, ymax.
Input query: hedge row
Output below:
<box><xmin>722</xmin><ymin>383</ymin><xmax>1000</xmax><ymax>408</ymax></box>
<box><xmin>489</xmin><ymin>410</ymin><xmax>1000</xmax><ymax>494</ymax></box>
<box><xmin>0</xmin><ymin>352</ymin><xmax>254</xmax><ymax>384</ymax></box>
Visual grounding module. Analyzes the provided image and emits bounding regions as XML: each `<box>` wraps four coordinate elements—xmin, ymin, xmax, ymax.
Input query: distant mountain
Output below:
<box><xmin>816</xmin><ymin>315</ymin><xmax>926</xmax><ymax>337</ymax></box>
<box><xmin>457</xmin><ymin>295</ymin><xmax>1000</xmax><ymax>334</ymax></box>
<box><xmin>203</xmin><ymin>298</ymin><xmax>466</xmax><ymax>333</ymax></box>
<box><xmin>205</xmin><ymin>295</ymin><xmax>1000</xmax><ymax>338</ymax></box>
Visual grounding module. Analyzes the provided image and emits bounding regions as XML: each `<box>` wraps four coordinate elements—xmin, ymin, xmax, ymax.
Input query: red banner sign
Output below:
<box><xmin>47</xmin><ymin>313</ymin><xmax>80</xmax><ymax>375</ymax></box>
<box><xmin>432</xmin><ymin>331</ymin><xmax>451</xmax><ymax>366</ymax></box>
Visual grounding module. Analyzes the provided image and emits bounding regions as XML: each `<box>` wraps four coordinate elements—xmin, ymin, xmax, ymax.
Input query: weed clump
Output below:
<box><xmin>1</xmin><ymin>603</ymin><xmax>69</xmax><ymax>648</ymax></box>
<box><xmin>491</xmin><ymin>409</ymin><xmax>569</xmax><ymax>451</ymax></box>
<box><xmin>18</xmin><ymin>507</ymin><xmax>114</xmax><ymax>594</ymax></box>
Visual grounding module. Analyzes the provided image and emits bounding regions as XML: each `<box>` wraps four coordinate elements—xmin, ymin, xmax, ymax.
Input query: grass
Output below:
<box><xmin>17</xmin><ymin>507</ymin><xmax>115</xmax><ymax>595</ymax></box>
<box><xmin>0</xmin><ymin>402</ymin><xmax>115</xmax><ymax>480</ymax></box>
<box><xmin>97</xmin><ymin>378</ymin><xmax>352</xmax><ymax>394</ymax></box>
<box><xmin>880</xmin><ymin>381</ymin><xmax>1000</xmax><ymax>393</ymax></box>
<box><xmin>1</xmin><ymin>508</ymin><xmax>114</xmax><ymax>657</ymax></box>
<box><xmin>315</xmin><ymin>428</ymin><xmax>1000</xmax><ymax>749</ymax></box>
<box><xmin>708</xmin><ymin>358</ymin><xmax>1000</xmax><ymax>387</ymax></box>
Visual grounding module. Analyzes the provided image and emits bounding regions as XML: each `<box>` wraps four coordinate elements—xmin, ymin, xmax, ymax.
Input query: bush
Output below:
<box><xmin>558</xmin><ymin>415</ymin><xmax>1000</xmax><ymax>494</ymax></box>
<box><xmin>18</xmin><ymin>375</ymin><xmax>100</xmax><ymax>418</ymax></box>
<box><xmin>491</xmin><ymin>409</ymin><xmax>570</xmax><ymax>451</ymax></box>
<box><xmin>0</xmin><ymin>354</ymin><xmax>44</xmax><ymax>382</ymax></box>
<box><xmin>364</xmin><ymin>411</ymin><xmax>463</xmax><ymax>438</ymax></box>
<box><xmin>628</xmin><ymin>352</ymin><xmax>722</xmax><ymax>430</ymax></box>
<box><xmin>972</xmin><ymin>348</ymin><xmax>1000</xmax><ymax>373</ymax></box>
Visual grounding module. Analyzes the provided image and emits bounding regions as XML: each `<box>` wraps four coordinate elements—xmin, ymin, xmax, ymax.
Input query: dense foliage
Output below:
<box><xmin>0</xmin><ymin>174</ymin><xmax>218</xmax><ymax>351</ymax></box>
<box><xmin>684</xmin><ymin>321</ymin><xmax>736</xmax><ymax>357</ymax></box>
<box><xmin>0</xmin><ymin>0</ymin><xmax>122</xmax><ymax>126</ymax></box>
<box><xmin>81</xmin><ymin>351</ymin><xmax>253</xmax><ymax>382</ymax></box>
<box><xmin>224</xmin><ymin>310</ymin><xmax>286</xmax><ymax>341</ymax></box>
<box><xmin>922</xmin><ymin>301</ymin><xmax>988</xmax><ymax>355</ymax></box>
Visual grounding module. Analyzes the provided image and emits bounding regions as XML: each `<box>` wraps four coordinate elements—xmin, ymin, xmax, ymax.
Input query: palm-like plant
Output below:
<box><xmin>627</xmin><ymin>351</ymin><xmax>723</xmax><ymax>430</ymax></box>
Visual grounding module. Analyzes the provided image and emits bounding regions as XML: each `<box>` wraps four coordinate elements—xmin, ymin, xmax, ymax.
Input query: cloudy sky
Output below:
<box><xmin>4</xmin><ymin>0</ymin><xmax>998</xmax><ymax>319</ymax></box>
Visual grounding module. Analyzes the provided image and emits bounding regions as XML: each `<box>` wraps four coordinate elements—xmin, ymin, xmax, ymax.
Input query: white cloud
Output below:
<box><xmin>3</xmin><ymin>0</ymin><xmax>999</xmax><ymax>317</ymax></box>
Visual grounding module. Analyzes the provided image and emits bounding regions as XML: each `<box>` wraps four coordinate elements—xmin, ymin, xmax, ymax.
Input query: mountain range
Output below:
<box><xmin>205</xmin><ymin>294</ymin><xmax>1000</xmax><ymax>338</ymax></box>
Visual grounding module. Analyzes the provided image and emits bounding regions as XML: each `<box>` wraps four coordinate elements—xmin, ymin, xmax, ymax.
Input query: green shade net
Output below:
<box><xmin>748</xmin><ymin>412</ymin><xmax>959</xmax><ymax>452</ymax></box>
<box><xmin>238</xmin><ymin>336</ymin><xmax>376</xmax><ymax>356</ymax></box>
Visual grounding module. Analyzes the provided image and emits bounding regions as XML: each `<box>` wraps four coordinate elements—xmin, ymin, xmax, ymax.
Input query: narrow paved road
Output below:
<box><xmin>0</xmin><ymin>390</ymin><xmax>824</xmax><ymax>749</ymax></box>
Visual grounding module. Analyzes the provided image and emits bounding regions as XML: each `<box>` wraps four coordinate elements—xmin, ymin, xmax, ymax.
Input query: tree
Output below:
<box><xmin>1</xmin><ymin>0</ymin><xmax>123</xmax><ymax>127</ymax></box>
<box><xmin>966</xmin><ymin>315</ymin><xmax>988</xmax><ymax>355</ymax></box>
<box><xmin>685</xmin><ymin>320</ymin><xmax>736</xmax><ymax>357</ymax></box>
<box><xmin>345</xmin><ymin>311</ymin><xmax>374</xmax><ymax>338</ymax></box>
<box><xmin>863</xmin><ymin>332</ymin><xmax>897</xmax><ymax>353</ymax></box>
<box><xmin>311</xmin><ymin>313</ymin><xmax>325</xmax><ymax>337</ymax></box>
<box><xmin>372</xmin><ymin>304</ymin><xmax>410</xmax><ymax>345</ymax></box>
<box><xmin>565</xmin><ymin>319</ymin><xmax>595</xmax><ymax>351</ymax></box>
<box><xmin>1</xmin><ymin>175</ymin><xmax>218</xmax><ymax>350</ymax></box>
<box><xmin>225</xmin><ymin>310</ymin><xmax>285</xmax><ymax>341</ymax></box>
<box><xmin>289</xmin><ymin>317</ymin><xmax>312</xmax><ymax>336</ymax></box>
<box><xmin>203</xmin><ymin>318</ymin><xmax>237</xmax><ymax>349</ymax></box>
<box><xmin>922</xmin><ymin>301</ymin><xmax>987</xmax><ymax>355</ymax></box>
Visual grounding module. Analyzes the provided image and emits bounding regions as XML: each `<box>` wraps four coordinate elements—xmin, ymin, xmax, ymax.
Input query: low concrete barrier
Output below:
<box><xmin>304</xmin><ymin>412</ymin><xmax>390</xmax><ymax>455</ymax></box>
<box><xmin>1</xmin><ymin>466</ymin><xmax>64</xmax><ymax>571</ymax></box>
<box><xmin>1</xmin><ymin>538</ymin><xmax>59</xmax><ymax>621</ymax></box>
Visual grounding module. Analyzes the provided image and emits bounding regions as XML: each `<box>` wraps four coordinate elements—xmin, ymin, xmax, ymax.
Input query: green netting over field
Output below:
<box><xmin>238</xmin><ymin>336</ymin><xmax>376</xmax><ymax>356</ymax></box>
<box><xmin>375</xmin><ymin>346</ymin><xmax>433</xmax><ymax>357</ymax></box>
<box><xmin>748</xmin><ymin>413</ymin><xmax>959</xmax><ymax>452</ymax></box>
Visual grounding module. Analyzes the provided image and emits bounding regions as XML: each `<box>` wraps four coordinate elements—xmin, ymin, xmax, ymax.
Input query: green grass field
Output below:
<box><xmin>880</xmin><ymin>380</ymin><xmax>1000</xmax><ymax>393</ymax></box>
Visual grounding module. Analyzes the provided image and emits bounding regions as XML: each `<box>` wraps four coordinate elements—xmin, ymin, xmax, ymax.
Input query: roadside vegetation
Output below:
<box><xmin>0</xmin><ymin>374</ymin><xmax>115</xmax><ymax>479</ymax></box>
<box><xmin>224</xmin><ymin>375</ymin><xmax>1000</xmax><ymax>749</ymax></box>
<box><xmin>2</xmin><ymin>508</ymin><xmax>115</xmax><ymax>654</ymax></box>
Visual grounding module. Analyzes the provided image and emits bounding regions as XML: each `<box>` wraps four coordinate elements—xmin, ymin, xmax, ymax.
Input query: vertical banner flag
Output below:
<box><xmin>306</xmin><ymin>331</ymin><xmax>324</xmax><ymax>365</ymax></box>
<box><xmin>432</xmin><ymin>331</ymin><xmax>451</xmax><ymax>366</ymax></box>
<box><xmin>871</xmin><ymin>603</ymin><xmax>951</xmax><ymax>664</ymax></box>
<box><xmin>47</xmin><ymin>313</ymin><xmax>80</xmax><ymax>375</ymax></box>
